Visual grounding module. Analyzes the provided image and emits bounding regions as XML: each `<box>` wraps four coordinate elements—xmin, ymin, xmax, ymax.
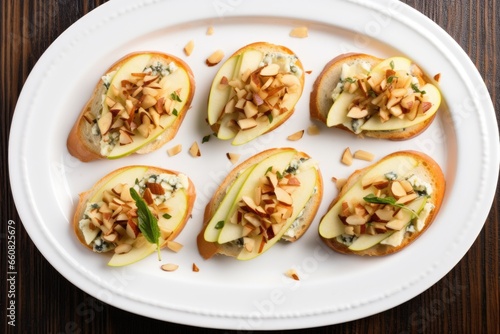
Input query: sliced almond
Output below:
<box><xmin>237</xmin><ymin>118</ymin><xmax>258</xmax><ymax>130</ymax></box>
<box><xmin>183</xmin><ymin>39</ymin><xmax>195</xmax><ymax>56</ymax></box>
<box><xmin>353</xmin><ymin>150</ymin><xmax>374</xmax><ymax>162</ymax></box>
<box><xmin>390</xmin><ymin>181</ymin><xmax>407</xmax><ymax>198</ymax></box>
<box><xmin>285</xmin><ymin>269</ymin><xmax>300</xmax><ymax>281</ymax></box>
<box><xmin>386</xmin><ymin>218</ymin><xmax>406</xmax><ymax>231</ymax></box>
<box><xmin>206</xmin><ymin>49</ymin><xmax>224</xmax><ymax>66</ymax></box>
<box><xmin>274</xmin><ymin>187</ymin><xmax>293</xmax><ymax>205</ymax></box>
<box><xmin>167</xmin><ymin>144</ymin><xmax>182</xmax><ymax>157</ymax></box>
<box><xmin>166</xmin><ymin>241</ymin><xmax>183</xmax><ymax>253</ymax></box>
<box><xmin>97</xmin><ymin>112</ymin><xmax>113</xmax><ymax>136</ymax></box>
<box><xmin>346</xmin><ymin>214</ymin><xmax>366</xmax><ymax>225</ymax></box>
<box><xmin>206</xmin><ymin>26</ymin><xmax>214</xmax><ymax>35</ymax></box>
<box><xmin>289</xmin><ymin>26</ymin><xmax>308</xmax><ymax>38</ymax></box>
<box><xmin>341</xmin><ymin>147</ymin><xmax>353</xmax><ymax>166</ymax></box>
<box><xmin>396</xmin><ymin>193</ymin><xmax>419</xmax><ymax>204</ymax></box>
<box><xmin>287</xmin><ymin>130</ymin><xmax>304</xmax><ymax>141</ymax></box>
<box><xmin>260</xmin><ymin>63</ymin><xmax>280</xmax><ymax>76</ymax></box>
<box><xmin>189</xmin><ymin>141</ymin><xmax>201</xmax><ymax>157</ymax></box>
<box><xmin>347</xmin><ymin>106</ymin><xmax>368</xmax><ymax>119</ymax></box>
<box><xmin>161</xmin><ymin>263</ymin><xmax>179</xmax><ymax>272</ymax></box>
<box><xmin>226</xmin><ymin>152</ymin><xmax>241</xmax><ymax>164</ymax></box>
<box><xmin>146</xmin><ymin>182</ymin><xmax>165</xmax><ymax>195</ymax></box>
<box><xmin>114</xmin><ymin>243</ymin><xmax>132</xmax><ymax>254</ymax></box>
<box><xmin>307</xmin><ymin>124</ymin><xmax>320</xmax><ymax>135</ymax></box>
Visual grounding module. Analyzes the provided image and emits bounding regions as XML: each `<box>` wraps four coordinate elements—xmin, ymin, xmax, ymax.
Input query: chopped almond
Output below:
<box><xmin>189</xmin><ymin>141</ymin><xmax>201</xmax><ymax>157</ymax></box>
<box><xmin>307</xmin><ymin>124</ymin><xmax>320</xmax><ymax>135</ymax></box>
<box><xmin>353</xmin><ymin>150</ymin><xmax>374</xmax><ymax>161</ymax></box>
<box><xmin>161</xmin><ymin>263</ymin><xmax>179</xmax><ymax>272</ymax></box>
<box><xmin>192</xmin><ymin>263</ymin><xmax>200</xmax><ymax>272</ymax></box>
<box><xmin>206</xmin><ymin>26</ymin><xmax>214</xmax><ymax>35</ymax></box>
<box><xmin>167</xmin><ymin>144</ymin><xmax>182</xmax><ymax>157</ymax></box>
<box><xmin>166</xmin><ymin>241</ymin><xmax>183</xmax><ymax>253</ymax></box>
<box><xmin>287</xmin><ymin>130</ymin><xmax>304</xmax><ymax>141</ymax></box>
<box><xmin>183</xmin><ymin>39</ymin><xmax>195</xmax><ymax>56</ymax></box>
<box><xmin>285</xmin><ymin>269</ymin><xmax>300</xmax><ymax>280</ymax></box>
<box><xmin>206</xmin><ymin>49</ymin><xmax>224</xmax><ymax>66</ymax></box>
<box><xmin>226</xmin><ymin>152</ymin><xmax>241</xmax><ymax>164</ymax></box>
<box><xmin>341</xmin><ymin>147</ymin><xmax>353</xmax><ymax>166</ymax></box>
<box><xmin>289</xmin><ymin>26</ymin><xmax>308</xmax><ymax>38</ymax></box>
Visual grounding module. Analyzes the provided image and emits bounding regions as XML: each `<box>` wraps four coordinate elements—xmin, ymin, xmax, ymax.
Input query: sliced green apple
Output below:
<box><xmin>326</xmin><ymin>91</ymin><xmax>357</xmax><ymax>127</ymax></box>
<box><xmin>359</xmin><ymin>83</ymin><xmax>441</xmax><ymax>131</ymax></box>
<box><xmin>217</xmin><ymin>149</ymin><xmax>297</xmax><ymax>244</ymax></box>
<box><xmin>347</xmin><ymin>196</ymin><xmax>426</xmax><ymax>251</ymax></box>
<box><xmin>108</xmin><ymin>236</ymin><xmax>165</xmax><ymax>267</ymax></box>
<box><xmin>158</xmin><ymin>188</ymin><xmax>188</xmax><ymax>235</ymax></box>
<box><xmin>207</xmin><ymin>55</ymin><xmax>241</xmax><ymax>125</ymax></box>
<box><xmin>204</xmin><ymin>167</ymin><xmax>254</xmax><ymax>242</ymax></box>
<box><xmin>319</xmin><ymin>155</ymin><xmax>419</xmax><ymax>239</ymax></box>
<box><xmin>237</xmin><ymin>166</ymin><xmax>319</xmax><ymax>260</ymax></box>
<box><xmin>368</xmin><ymin>56</ymin><xmax>412</xmax><ymax>85</ymax></box>
<box><xmin>89</xmin><ymin>166</ymin><xmax>148</xmax><ymax>203</ymax></box>
<box><xmin>107</xmin><ymin>67</ymin><xmax>192</xmax><ymax>159</ymax></box>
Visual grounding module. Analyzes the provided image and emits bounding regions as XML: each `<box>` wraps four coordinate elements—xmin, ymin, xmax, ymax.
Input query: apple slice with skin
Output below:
<box><xmin>107</xmin><ymin>67</ymin><xmax>192</xmax><ymax>159</ymax></box>
<box><xmin>319</xmin><ymin>155</ymin><xmax>419</xmax><ymax>239</ymax></box>
<box><xmin>347</xmin><ymin>196</ymin><xmax>426</xmax><ymax>251</ymax></box>
<box><xmin>207</xmin><ymin>55</ymin><xmax>241</xmax><ymax>125</ymax></box>
<box><xmin>326</xmin><ymin>91</ymin><xmax>357</xmax><ymax>127</ymax></box>
<box><xmin>157</xmin><ymin>188</ymin><xmax>189</xmax><ymax>235</ymax></box>
<box><xmin>90</xmin><ymin>166</ymin><xmax>148</xmax><ymax>203</ymax></box>
<box><xmin>237</xmin><ymin>166</ymin><xmax>319</xmax><ymax>260</ymax></box>
<box><xmin>204</xmin><ymin>167</ymin><xmax>254</xmax><ymax>242</ymax></box>
<box><xmin>108</xmin><ymin>235</ymin><xmax>165</xmax><ymax>267</ymax></box>
<box><xmin>217</xmin><ymin>149</ymin><xmax>297</xmax><ymax>244</ymax></box>
<box><xmin>359</xmin><ymin>83</ymin><xmax>441</xmax><ymax>131</ymax></box>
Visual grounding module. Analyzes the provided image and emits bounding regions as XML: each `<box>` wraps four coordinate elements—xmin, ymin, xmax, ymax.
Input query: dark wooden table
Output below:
<box><xmin>2</xmin><ymin>1</ymin><xmax>498</xmax><ymax>333</ymax></box>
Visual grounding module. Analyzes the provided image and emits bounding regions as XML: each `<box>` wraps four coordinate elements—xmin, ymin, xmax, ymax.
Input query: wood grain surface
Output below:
<box><xmin>2</xmin><ymin>0</ymin><xmax>498</xmax><ymax>333</ymax></box>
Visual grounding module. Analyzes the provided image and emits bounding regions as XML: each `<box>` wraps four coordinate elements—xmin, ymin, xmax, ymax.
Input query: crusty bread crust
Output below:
<box><xmin>197</xmin><ymin>148</ymin><xmax>323</xmax><ymax>259</ymax></box>
<box><xmin>320</xmin><ymin>150</ymin><xmax>445</xmax><ymax>256</ymax></box>
<box><xmin>73</xmin><ymin>165</ymin><xmax>196</xmax><ymax>250</ymax></box>
<box><xmin>67</xmin><ymin>51</ymin><xmax>195</xmax><ymax>162</ymax></box>
<box><xmin>209</xmin><ymin>42</ymin><xmax>305</xmax><ymax>138</ymax></box>
<box><xmin>309</xmin><ymin>53</ymin><xmax>436</xmax><ymax>140</ymax></box>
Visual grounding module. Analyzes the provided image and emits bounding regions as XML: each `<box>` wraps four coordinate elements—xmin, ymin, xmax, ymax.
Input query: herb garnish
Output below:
<box><xmin>163</xmin><ymin>213</ymin><xmax>172</xmax><ymax>219</ymax></box>
<box><xmin>170</xmin><ymin>91</ymin><xmax>182</xmax><ymax>102</ymax></box>
<box><xmin>344</xmin><ymin>77</ymin><xmax>356</xmax><ymax>83</ymax></box>
<box><xmin>390</xmin><ymin>60</ymin><xmax>395</xmax><ymax>70</ymax></box>
<box><xmin>215</xmin><ymin>221</ymin><xmax>225</xmax><ymax>229</ymax></box>
<box><xmin>267</xmin><ymin>113</ymin><xmax>273</xmax><ymax>123</ymax></box>
<box><xmin>363</xmin><ymin>194</ymin><xmax>417</xmax><ymax>217</ymax></box>
<box><xmin>202</xmin><ymin>134</ymin><xmax>212</xmax><ymax>143</ymax></box>
<box><xmin>386</xmin><ymin>75</ymin><xmax>396</xmax><ymax>84</ymax></box>
<box><xmin>265</xmin><ymin>166</ymin><xmax>273</xmax><ymax>174</ymax></box>
<box><xmin>172</xmin><ymin>108</ymin><xmax>179</xmax><ymax>116</ymax></box>
<box><xmin>411</xmin><ymin>83</ymin><xmax>426</xmax><ymax>95</ymax></box>
<box><xmin>130</xmin><ymin>188</ymin><xmax>162</xmax><ymax>260</ymax></box>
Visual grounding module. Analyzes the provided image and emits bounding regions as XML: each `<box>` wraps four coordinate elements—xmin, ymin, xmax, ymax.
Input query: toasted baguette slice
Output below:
<box><xmin>67</xmin><ymin>51</ymin><xmax>195</xmax><ymax>162</ymax></box>
<box><xmin>73</xmin><ymin>165</ymin><xmax>196</xmax><ymax>266</ymax></box>
<box><xmin>318</xmin><ymin>150</ymin><xmax>445</xmax><ymax>256</ymax></box>
<box><xmin>197</xmin><ymin>147</ymin><xmax>323</xmax><ymax>260</ymax></box>
<box><xmin>207</xmin><ymin>42</ymin><xmax>305</xmax><ymax>146</ymax></box>
<box><xmin>310</xmin><ymin>53</ymin><xmax>440</xmax><ymax>140</ymax></box>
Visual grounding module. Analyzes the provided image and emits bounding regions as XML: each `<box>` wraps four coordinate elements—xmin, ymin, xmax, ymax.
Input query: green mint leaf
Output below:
<box><xmin>267</xmin><ymin>113</ymin><xmax>273</xmax><ymax>123</ymax></box>
<box><xmin>363</xmin><ymin>194</ymin><xmax>417</xmax><ymax>217</ymax></box>
<box><xmin>265</xmin><ymin>166</ymin><xmax>273</xmax><ymax>174</ymax></box>
<box><xmin>172</xmin><ymin>108</ymin><xmax>178</xmax><ymax>116</ymax></box>
<box><xmin>162</xmin><ymin>213</ymin><xmax>172</xmax><ymax>219</ymax></box>
<box><xmin>202</xmin><ymin>134</ymin><xmax>211</xmax><ymax>143</ymax></box>
<box><xmin>130</xmin><ymin>188</ymin><xmax>162</xmax><ymax>260</ymax></box>
<box><xmin>215</xmin><ymin>221</ymin><xmax>225</xmax><ymax>229</ymax></box>
<box><xmin>170</xmin><ymin>91</ymin><xmax>182</xmax><ymax>102</ymax></box>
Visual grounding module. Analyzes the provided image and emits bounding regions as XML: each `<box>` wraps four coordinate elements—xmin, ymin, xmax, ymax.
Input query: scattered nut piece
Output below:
<box><xmin>189</xmin><ymin>141</ymin><xmax>201</xmax><ymax>157</ymax></box>
<box><xmin>353</xmin><ymin>150</ymin><xmax>374</xmax><ymax>161</ymax></box>
<box><xmin>305</xmin><ymin>70</ymin><xmax>312</xmax><ymax>75</ymax></box>
<box><xmin>289</xmin><ymin>26</ymin><xmax>308</xmax><ymax>38</ymax></box>
<box><xmin>206</xmin><ymin>26</ymin><xmax>214</xmax><ymax>35</ymax></box>
<box><xmin>206</xmin><ymin>49</ymin><xmax>224</xmax><ymax>66</ymax></box>
<box><xmin>434</xmin><ymin>73</ymin><xmax>441</xmax><ymax>82</ymax></box>
<box><xmin>167</xmin><ymin>144</ymin><xmax>182</xmax><ymax>157</ymax></box>
<box><xmin>161</xmin><ymin>263</ymin><xmax>179</xmax><ymax>272</ymax></box>
<box><xmin>114</xmin><ymin>243</ymin><xmax>132</xmax><ymax>254</ymax></box>
<box><xmin>287</xmin><ymin>130</ymin><xmax>304</xmax><ymax>141</ymax></box>
<box><xmin>192</xmin><ymin>263</ymin><xmax>200</xmax><ymax>272</ymax></box>
<box><xmin>341</xmin><ymin>147</ymin><xmax>353</xmax><ymax>166</ymax></box>
<box><xmin>307</xmin><ymin>124</ymin><xmax>320</xmax><ymax>135</ymax></box>
<box><xmin>333</xmin><ymin>177</ymin><xmax>347</xmax><ymax>191</ymax></box>
<box><xmin>226</xmin><ymin>152</ymin><xmax>241</xmax><ymax>164</ymax></box>
<box><xmin>166</xmin><ymin>241</ymin><xmax>183</xmax><ymax>253</ymax></box>
<box><xmin>285</xmin><ymin>269</ymin><xmax>300</xmax><ymax>281</ymax></box>
<box><xmin>183</xmin><ymin>40</ymin><xmax>195</xmax><ymax>56</ymax></box>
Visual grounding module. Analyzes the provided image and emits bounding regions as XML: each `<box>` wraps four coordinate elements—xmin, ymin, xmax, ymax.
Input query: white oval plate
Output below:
<box><xmin>9</xmin><ymin>0</ymin><xmax>499</xmax><ymax>330</ymax></box>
